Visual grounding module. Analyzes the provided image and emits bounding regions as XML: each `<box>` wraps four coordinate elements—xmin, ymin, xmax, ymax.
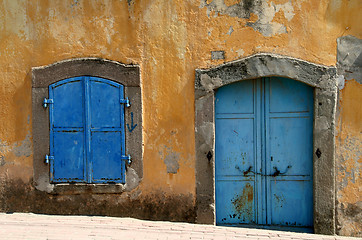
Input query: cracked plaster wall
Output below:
<box><xmin>0</xmin><ymin>0</ymin><xmax>361</xmax><ymax>234</ymax></box>
<box><xmin>335</xmin><ymin>36</ymin><xmax>362</xmax><ymax>237</ymax></box>
<box><xmin>200</xmin><ymin>0</ymin><xmax>295</xmax><ymax>37</ymax></box>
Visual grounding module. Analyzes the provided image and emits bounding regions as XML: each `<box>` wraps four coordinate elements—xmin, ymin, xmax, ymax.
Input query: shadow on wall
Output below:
<box><xmin>0</xmin><ymin>178</ymin><xmax>196</xmax><ymax>222</ymax></box>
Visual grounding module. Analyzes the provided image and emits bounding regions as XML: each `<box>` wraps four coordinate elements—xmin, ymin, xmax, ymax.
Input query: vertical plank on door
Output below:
<box><xmin>215</xmin><ymin>80</ymin><xmax>258</xmax><ymax>225</ymax></box>
<box><xmin>265</xmin><ymin>77</ymin><xmax>313</xmax><ymax>227</ymax></box>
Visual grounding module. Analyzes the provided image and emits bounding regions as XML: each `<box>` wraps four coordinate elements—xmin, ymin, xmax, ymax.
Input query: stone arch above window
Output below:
<box><xmin>194</xmin><ymin>53</ymin><xmax>338</xmax><ymax>235</ymax></box>
<box><xmin>32</xmin><ymin>58</ymin><xmax>142</xmax><ymax>194</ymax></box>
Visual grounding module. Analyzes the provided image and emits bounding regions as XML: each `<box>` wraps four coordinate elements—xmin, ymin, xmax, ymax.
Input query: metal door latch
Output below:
<box><xmin>235</xmin><ymin>165</ymin><xmax>256</xmax><ymax>176</ymax></box>
<box><xmin>272</xmin><ymin>165</ymin><xmax>292</xmax><ymax>177</ymax></box>
<box><xmin>43</xmin><ymin>98</ymin><xmax>53</xmax><ymax>108</ymax></box>
<box><xmin>121</xmin><ymin>155</ymin><xmax>132</xmax><ymax>165</ymax></box>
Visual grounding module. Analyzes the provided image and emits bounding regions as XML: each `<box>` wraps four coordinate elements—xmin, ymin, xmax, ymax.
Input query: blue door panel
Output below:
<box><xmin>269</xmin><ymin>117</ymin><xmax>313</xmax><ymax>176</ymax></box>
<box><xmin>215</xmin><ymin>79</ymin><xmax>258</xmax><ymax>225</ymax></box>
<box><xmin>215</xmin><ymin>81</ymin><xmax>254</xmax><ymax>114</ymax></box>
<box><xmin>91</xmin><ymin>132</ymin><xmax>124</xmax><ymax>183</ymax></box>
<box><xmin>215</xmin><ymin>77</ymin><xmax>313</xmax><ymax>230</ymax></box>
<box><xmin>215</xmin><ymin>118</ymin><xmax>255</xmax><ymax>177</ymax></box>
<box><xmin>270</xmin><ymin>180</ymin><xmax>313</xmax><ymax>226</ymax></box>
<box><xmin>216</xmin><ymin>181</ymin><xmax>256</xmax><ymax>224</ymax></box>
<box><xmin>269</xmin><ymin>77</ymin><xmax>313</xmax><ymax>113</ymax></box>
<box><xmin>51</xmin><ymin>78</ymin><xmax>84</xmax><ymax>128</ymax></box>
<box><xmin>52</xmin><ymin>131</ymin><xmax>85</xmax><ymax>182</ymax></box>
<box><xmin>90</xmin><ymin>79</ymin><xmax>122</xmax><ymax>128</ymax></box>
<box><xmin>266</xmin><ymin>77</ymin><xmax>313</xmax><ymax>227</ymax></box>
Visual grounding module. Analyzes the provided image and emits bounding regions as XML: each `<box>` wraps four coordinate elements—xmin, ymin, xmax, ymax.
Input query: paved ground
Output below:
<box><xmin>0</xmin><ymin>213</ymin><xmax>360</xmax><ymax>240</ymax></box>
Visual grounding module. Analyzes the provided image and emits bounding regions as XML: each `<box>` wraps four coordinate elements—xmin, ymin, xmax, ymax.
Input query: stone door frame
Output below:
<box><xmin>194</xmin><ymin>53</ymin><xmax>338</xmax><ymax>235</ymax></box>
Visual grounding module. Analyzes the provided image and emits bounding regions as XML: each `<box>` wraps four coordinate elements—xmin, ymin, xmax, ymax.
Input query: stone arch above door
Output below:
<box><xmin>194</xmin><ymin>53</ymin><xmax>338</xmax><ymax>235</ymax></box>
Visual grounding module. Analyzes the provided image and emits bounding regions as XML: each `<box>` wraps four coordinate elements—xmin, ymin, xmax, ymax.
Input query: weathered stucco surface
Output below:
<box><xmin>335</xmin><ymin>37</ymin><xmax>362</xmax><ymax>237</ymax></box>
<box><xmin>0</xmin><ymin>0</ymin><xmax>361</xmax><ymax>235</ymax></box>
<box><xmin>336</xmin><ymin>80</ymin><xmax>361</xmax><ymax>237</ymax></box>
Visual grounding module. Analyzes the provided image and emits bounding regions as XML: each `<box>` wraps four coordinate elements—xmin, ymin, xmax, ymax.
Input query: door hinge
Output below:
<box><xmin>120</xmin><ymin>97</ymin><xmax>131</xmax><ymax>107</ymax></box>
<box><xmin>43</xmin><ymin>98</ymin><xmax>53</xmax><ymax>108</ymax></box>
<box><xmin>121</xmin><ymin>155</ymin><xmax>132</xmax><ymax>165</ymax></box>
<box><xmin>45</xmin><ymin>154</ymin><xmax>54</xmax><ymax>164</ymax></box>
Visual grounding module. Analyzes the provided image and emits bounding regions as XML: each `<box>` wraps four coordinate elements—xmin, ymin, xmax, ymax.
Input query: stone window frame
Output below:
<box><xmin>32</xmin><ymin>58</ymin><xmax>142</xmax><ymax>194</ymax></box>
<box><xmin>194</xmin><ymin>53</ymin><xmax>338</xmax><ymax>235</ymax></box>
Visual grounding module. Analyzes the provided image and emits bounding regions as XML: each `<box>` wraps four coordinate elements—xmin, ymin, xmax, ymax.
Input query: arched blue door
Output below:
<box><xmin>215</xmin><ymin>77</ymin><xmax>313</xmax><ymax>229</ymax></box>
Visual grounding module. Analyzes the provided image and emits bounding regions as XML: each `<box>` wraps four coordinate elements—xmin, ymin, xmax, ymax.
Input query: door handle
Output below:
<box><xmin>235</xmin><ymin>165</ymin><xmax>254</xmax><ymax>176</ymax></box>
<box><xmin>271</xmin><ymin>165</ymin><xmax>291</xmax><ymax>177</ymax></box>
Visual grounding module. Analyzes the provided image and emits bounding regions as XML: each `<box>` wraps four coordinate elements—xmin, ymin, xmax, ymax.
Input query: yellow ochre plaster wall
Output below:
<box><xmin>0</xmin><ymin>0</ymin><xmax>361</xmax><ymax>234</ymax></box>
<box><xmin>336</xmin><ymin>79</ymin><xmax>362</xmax><ymax>236</ymax></box>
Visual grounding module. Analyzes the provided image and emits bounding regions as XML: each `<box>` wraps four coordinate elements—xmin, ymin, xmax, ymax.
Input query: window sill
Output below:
<box><xmin>35</xmin><ymin>167</ymin><xmax>140</xmax><ymax>195</ymax></box>
<box><xmin>37</xmin><ymin>183</ymin><xmax>130</xmax><ymax>195</ymax></box>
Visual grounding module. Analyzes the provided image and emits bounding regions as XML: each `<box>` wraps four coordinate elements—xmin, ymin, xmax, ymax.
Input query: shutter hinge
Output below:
<box><xmin>43</xmin><ymin>98</ymin><xmax>53</xmax><ymax>108</ymax></box>
<box><xmin>45</xmin><ymin>155</ymin><xmax>54</xmax><ymax>164</ymax></box>
<box><xmin>120</xmin><ymin>97</ymin><xmax>131</xmax><ymax>107</ymax></box>
<box><xmin>121</xmin><ymin>155</ymin><xmax>132</xmax><ymax>165</ymax></box>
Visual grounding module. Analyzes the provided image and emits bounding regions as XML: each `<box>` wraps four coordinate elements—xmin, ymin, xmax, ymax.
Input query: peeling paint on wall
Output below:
<box><xmin>0</xmin><ymin>0</ymin><xmax>361</xmax><ymax>235</ymax></box>
<box><xmin>160</xmin><ymin>146</ymin><xmax>180</xmax><ymax>174</ymax></box>
<box><xmin>1</xmin><ymin>0</ymin><xmax>30</xmax><ymax>41</ymax></box>
<box><xmin>0</xmin><ymin>133</ymin><xmax>32</xmax><ymax>166</ymax></box>
<box><xmin>0</xmin><ymin>140</ymin><xmax>11</xmax><ymax>156</ymax></box>
<box><xmin>12</xmin><ymin>134</ymin><xmax>32</xmax><ymax>158</ymax></box>
<box><xmin>334</xmin><ymin>34</ymin><xmax>361</xmax><ymax>236</ymax></box>
<box><xmin>226</xmin><ymin>26</ymin><xmax>233</xmax><ymax>35</ymax></box>
<box><xmin>336</xmin><ymin>79</ymin><xmax>362</xmax><ymax>237</ymax></box>
<box><xmin>337</xmin><ymin>35</ymin><xmax>362</xmax><ymax>83</ymax></box>
<box><xmin>336</xmin><ymin>135</ymin><xmax>361</xmax><ymax>202</ymax></box>
<box><xmin>0</xmin><ymin>156</ymin><xmax>5</xmax><ymax>167</ymax></box>
<box><xmin>200</xmin><ymin>0</ymin><xmax>296</xmax><ymax>36</ymax></box>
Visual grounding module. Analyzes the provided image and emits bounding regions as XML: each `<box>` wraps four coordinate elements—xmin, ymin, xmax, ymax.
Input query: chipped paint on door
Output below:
<box><xmin>215</xmin><ymin>77</ymin><xmax>313</xmax><ymax>229</ymax></box>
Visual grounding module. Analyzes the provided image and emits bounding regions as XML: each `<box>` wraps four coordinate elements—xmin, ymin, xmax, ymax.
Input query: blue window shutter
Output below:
<box><xmin>49</xmin><ymin>77</ymin><xmax>86</xmax><ymax>183</ymax></box>
<box><xmin>49</xmin><ymin>76</ymin><xmax>126</xmax><ymax>183</ymax></box>
<box><xmin>88</xmin><ymin>77</ymin><xmax>125</xmax><ymax>183</ymax></box>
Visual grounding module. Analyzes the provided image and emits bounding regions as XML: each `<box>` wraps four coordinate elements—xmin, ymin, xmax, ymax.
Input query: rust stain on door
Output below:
<box><xmin>231</xmin><ymin>183</ymin><xmax>254</xmax><ymax>222</ymax></box>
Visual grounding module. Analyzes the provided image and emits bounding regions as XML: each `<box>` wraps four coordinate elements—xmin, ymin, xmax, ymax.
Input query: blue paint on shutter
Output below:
<box><xmin>89</xmin><ymin>77</ymin><xmax>125</xmax><ymax>183</ymax></box>
<box><xmin>215</xmin><ymin>77</ymin><xmax>313</xmax><ymax>230</ymax></box>
<box><xmin>49</xmin><ymin>77</ymin><xmax>86</xmax><ymax>183</ymax></box>
<box><xmin>49</xmin><ymin>76</ymin><xmax>126</xmax><ymax>184</ymax></box>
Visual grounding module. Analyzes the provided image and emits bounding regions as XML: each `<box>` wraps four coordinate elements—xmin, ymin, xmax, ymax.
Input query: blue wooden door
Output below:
<box><xmin>49</xmin><ymin>76</ymin><xmax>125</xmax><ymax>183</ymax></box>
<box><xmin>215</xmin><ymin>77</ymin><xmax>313</xmax><ymax>229</ymax></box>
